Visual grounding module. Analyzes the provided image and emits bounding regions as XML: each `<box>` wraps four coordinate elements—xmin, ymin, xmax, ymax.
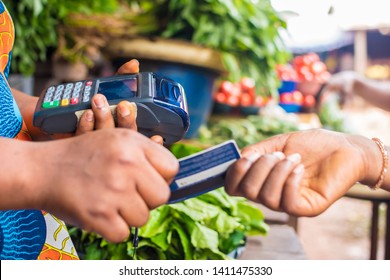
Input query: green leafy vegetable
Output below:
<box><xmin>70</xmin><ymin>188</ymin><xmax>268</xmax><ymax>260</ymax></box>
<box><xmin>198</xmin><ymin>114</ymin><xmax>299</xmax><ymax>149</ymax></box>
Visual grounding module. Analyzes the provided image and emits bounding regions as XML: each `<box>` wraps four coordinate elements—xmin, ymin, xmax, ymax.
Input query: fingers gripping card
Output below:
<box><xmin>168</xmin><ymin>140</ymin><xmax>241</xmax><ymax>204</ymax></box>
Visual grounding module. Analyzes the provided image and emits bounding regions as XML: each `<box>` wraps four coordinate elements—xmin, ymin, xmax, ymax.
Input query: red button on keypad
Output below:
<box><xmin>70</xmin><ymin>97</ymin><xmax>79</xmax><ymax>105</ymax></box>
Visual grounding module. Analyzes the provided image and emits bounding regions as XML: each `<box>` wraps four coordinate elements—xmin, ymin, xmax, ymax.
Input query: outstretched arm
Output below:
<box><xmin>225</xmin><ymin>129</ymin><xmax>390</xmax><ymax>217</ymax></box>
<box><xmin>323</xmin><ymin>71</ymin><xmax>390</xmax><ymax>111</ymax></box>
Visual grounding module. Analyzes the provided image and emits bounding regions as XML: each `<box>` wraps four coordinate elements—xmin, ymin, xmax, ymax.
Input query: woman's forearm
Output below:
<box><xmin>0</xmin><ymin>137</ymin><xmax>42</xmax><ymax>210</ymax></box>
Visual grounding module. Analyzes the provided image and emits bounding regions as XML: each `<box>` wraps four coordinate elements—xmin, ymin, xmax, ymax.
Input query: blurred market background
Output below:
<box><xmin>5</xmin><ymin>0</ymin><xmax>390</xmax><ymax>260</ymax></box>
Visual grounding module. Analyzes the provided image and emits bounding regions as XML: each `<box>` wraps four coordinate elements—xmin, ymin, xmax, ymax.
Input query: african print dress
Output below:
<box><xmin>0</xmin><ymin>1</ymin><xmax>79</xmax><ymax>260</ymax></box>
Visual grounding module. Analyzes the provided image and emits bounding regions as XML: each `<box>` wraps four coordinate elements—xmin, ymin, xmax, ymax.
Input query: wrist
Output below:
<box><xmin>350</xmin><ymin>134</ymin><xmax>389</xmax><ymax>188</ymax></box>
<box><xmin>352</xmin><ymin>74</ymin><xmax>370</xmax><ymax>98</ymax></box>
<box><xmin>19</xmin><ymin>142</ymin><xmax>48</xmax><ymax>209</ymax></box>
<box><xmin>26</xmin><ymin>141</ymin><xmax>68</xmax><ymax>210</ymax></box>
<box><xmin>349</xmin><ymin>74</ymin><xmax>359</xmax><ymax>93</ymax></box>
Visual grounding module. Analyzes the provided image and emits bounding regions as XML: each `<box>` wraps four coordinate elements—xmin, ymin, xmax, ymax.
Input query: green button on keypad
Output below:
<box><xmin>42</xmin><ymin>101</ymin><xmax>60</xmax><ymax>108</ymax></box>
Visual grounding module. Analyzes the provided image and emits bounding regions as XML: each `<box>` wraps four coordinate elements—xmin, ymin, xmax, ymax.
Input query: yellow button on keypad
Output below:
<box><xmin>61</xmin><ymin>99</ymin><xmax>70</xmax><ymax>106</ymax></box>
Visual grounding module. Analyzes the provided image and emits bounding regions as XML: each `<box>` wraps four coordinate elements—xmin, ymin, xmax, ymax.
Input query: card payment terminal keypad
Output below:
<box><xmin>42</xmin><ymin>81</ymin><xmax>95</xmax><ymax>109</ymax></box>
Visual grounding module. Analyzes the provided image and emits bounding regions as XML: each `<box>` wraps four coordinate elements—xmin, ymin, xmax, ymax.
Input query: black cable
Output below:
<box><xmin>132</xmin><ymin>227</ymin><xmax>139</xmax><ymax>259</ymax></box>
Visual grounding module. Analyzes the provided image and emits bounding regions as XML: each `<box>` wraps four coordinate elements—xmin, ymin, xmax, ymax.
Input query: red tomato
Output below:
<box><xmin>292</xmin><ymin>90</ymin><xmax>303</xmax><ymax>105</ymax></box>
<box><xmin>240</xmin><ymin>93</ymin><xmax>254</xmax><ymax>106</ymax></box>
<box><xmin>276</xmin><ymin>65</ymin><xmax>284</xmax><ymax>79</ymax></box>
<box><xmin>276</xmin><ymin>64</ymin><xmax>299</xmax><ymax>82</ymax></box>
<box><xmin>293</xmin><ymin>56</ymin><xmax>305</xmax><ymax>67</ymax></box>
<box><xmin>279</xmin><ymin>93</ymin><xmax>294</xmax><ymax>104</ymax></box>
<box><xmin>226</xmin><ymin>95</ymin><xmax>240</xmax><ymax>107</ymax></box>
<box><xmin>307</xmin><ymin>52</ymin><xmax>320</xmax><ymax>62</ymax></box>
<box><xmin>303</xmin><ymin>95</ymin><xmax>316</xmax><ymax>107</ymax></box>
<box><xmin>246</xmin><ymin>87</ymin><xmax>256</xmax><ymax>97</ymax></box>
<box><xmin>219</xmin><ymin>80</ymin><xmax>234</xmax><ymax>95</ymax></box>
<box><xmin>254</xmin><ymin>95</ymin><xmax>265</xmax><ymax>107</ymax></box>
<box><xmin>297</xmin><ymin>65</ymin><xmax>310</xmax><ymax>75</ymax></box>
<box><xmin>231</xmin><ymin>83</ymin><xmax>242</xmax><ymax>96</ymax></box>
<box><xmin>303</xmin><ymin>55</ymin><xmax>313</xmax><ymax>66</ymax></box>
<box><xmin>240</xmin><ymin>77</ymin><xmax>255</xmax><ymax>92</ymax></box>
<box><xmin>310</xmin><ymin>61</ymin><xmax>327</xmax><ymax>74</ymax></box>
<box><xmin>214</xmin><ymin>91</ymin><xmax>227</xmax><ymax>103</ymax></box>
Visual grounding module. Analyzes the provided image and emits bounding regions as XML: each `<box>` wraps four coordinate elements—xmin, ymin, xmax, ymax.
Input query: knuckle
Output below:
<box><xmin>106</xmin><ymin>227</ymin><xmax>130</xmax><ymax>243</ymax></box>
<box><xmin>275</xmin><ymin>159</ymin><xmax>293</xmax><ymax>171</ymax></box>
<box><xmin>96</xmin><ymin>110</ymin><xmax>111</xmax><ymax>120</ymax></box>
<box><xmin>119</xmin><ymin>121</ymin><xmax>133</xmax><ymax>130</ymax></box>
<box><xmin>261</xmin><ymin>195</ymin><xmax>280</xmax><ymax>210</ymax></box>
<box><xmin>233</xmin><ymin>159</ymin><xmax>251</xmax><ymax>175</ymax></box>
<box><xmin>149</xmin><ymin>185</ymin><xmax>170</xmax><ymax>208</ymax></box>
<box><xmin>106</xmin><ymin>179</ymin><xmax>123</xmax><ymax>192</ymax></box>
<box><xmin>282</xmin><ymin>202</ymin><xmax>301</xmax><ymax>216</ymax></box>
<box><xmin>224</xmin><ymin>180</ymin><xmax>239</xmax><ymax>196</ymax></box>
<box><xmin>159</xmin><ymin>186</ymin><xmax>171</xmax><ymax>204</ymax></box>
<box><xmin>117</xmin><ymin>128</ymin><xmax>136</xmax><ymax>140</ymax></box>
<box><xmin>224</xmin><ymin>185</ymin><xmax>234</xmax><ymax>196</ymax></box>
<box><xmin>240</xmin><ymin>182</ymin><xmax>259</xmax><ymax>201</ymax></box>
<box><xmin>169</xmin><ymin>159</ymin><xmax>180</xmax><ymax>176</ymax></box>
<box><xmin>78</xmin><ymin>123</ymin><xmax>89</xmax><ymax>131</ymax></box>
<box><xmin>132</xmin><ymin>211</ymin><xmax>150</xmax><ymax>228</ymax></box>
<box><xmin>91</xmin><ymin>203</ymin><xmax>111</xmax><ymax>219</ymax></box>
<box><xmin>261</xmin><ymin>154</ymin><xmax>279</xmax><ymax>166</ymax></box>
<box><xmin>253</xmin><ymin>155</ymin><xmax>275</xmax><ymax>172</ymax></box>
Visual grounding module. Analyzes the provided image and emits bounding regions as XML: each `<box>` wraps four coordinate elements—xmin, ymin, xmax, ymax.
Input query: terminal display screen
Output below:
<box><xmin>97</xmin><ymin>78</ymin><xmax>138</xmax><ymax>100</ymax></box>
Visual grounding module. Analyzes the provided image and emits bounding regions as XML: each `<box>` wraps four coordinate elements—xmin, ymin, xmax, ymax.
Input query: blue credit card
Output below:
<box><xmin>168</xmin><ymin>140</ymin><xmax>241</xmax><ymax>204</ymax></box>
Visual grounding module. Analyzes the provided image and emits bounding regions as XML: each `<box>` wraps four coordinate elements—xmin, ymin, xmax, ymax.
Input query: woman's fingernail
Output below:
<box><xmin>119</xmin><ymin>104</ymin><xmax>131</xmax><ymax>117</ymax></box>
<box><xmin>287</xmin><ymin>153</ymin><xmax>301</xmax><ymax>164</ymax></box>
<box><xmin>85</xmin><ymin>110</ymin><xmax>94</xmax><ymax>122</ymax></box>
<box><xmin>244</xmin><ymin>151</ymin><xmax>261</xmax><ymax>163</ymax></box>
<box><xmin>293</xmin><ymin>164</ymin><xmax>305</xmax><ymax>174</ymax></box>
<box><xmin>93</xmin><ymin>95</ymin><xmax>107</xmax><ymax>110</ymax></box>
<box><xmin>130</xmin><ymin>102</ymin><xmax>138</xmax><ymax>119</ymax></box>
<box><xmin>241</xmin><ymin>148</ymin><xmax>256</xmax><ymax>157</ymax></box>
<box><xmin>93</xmin><ymin>95</ymin><xmax>105</xmax><ymax>110</ymax></box>
<box><xmin>272</xmin><ymin>151</ymin><xmax>285</xmax><ymax>160</ymax></box>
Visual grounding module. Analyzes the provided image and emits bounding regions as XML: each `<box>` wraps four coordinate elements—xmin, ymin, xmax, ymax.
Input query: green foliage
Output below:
<box><xmin>5</xmin><ymin>0</ymin><xmax>290</xmax><ymax>95</ymax></box>
<box><xmin>3</xmin><ymin>0</ymin><xmax>122</xmax><ymax>75</ymax></box>
<box><xmin>71</xmin><ymin>189</ymin><xmax>268</xmax><ymax>260</ymax></box>
<box><xmin>198</xmin><ymin>114</ymin><xmax>299</xmax><ymax>148</ymax></box>
<box><xmin>133</xmin><ymin>0</ymin><xmax>291</xmax><ymax>96</ymax></box>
